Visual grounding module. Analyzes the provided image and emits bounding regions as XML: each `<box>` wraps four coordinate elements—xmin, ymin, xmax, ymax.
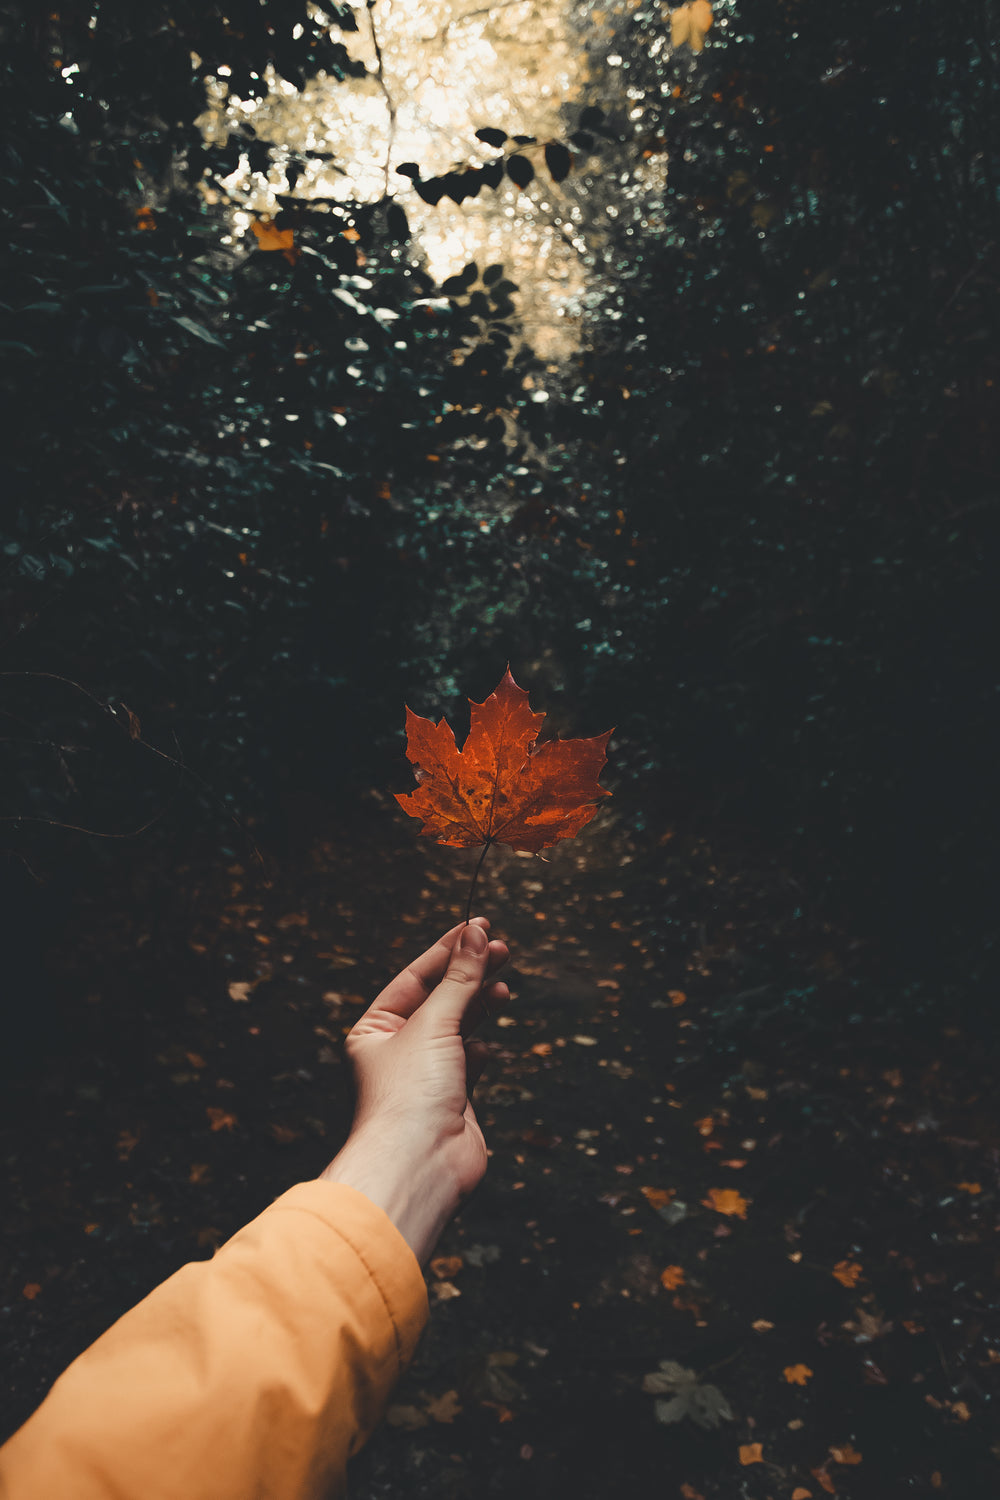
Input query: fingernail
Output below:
<box><xmin>461</xmin><ymin>922</ymin><xmax>488</xmax><ymax>954</ymax></box>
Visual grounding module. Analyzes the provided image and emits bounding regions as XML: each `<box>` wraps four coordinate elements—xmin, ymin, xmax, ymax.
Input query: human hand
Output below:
<box><xmin>318</xmin><ymin>917</ymin><xmax>510</xmax><ymax>1265</ymax></box>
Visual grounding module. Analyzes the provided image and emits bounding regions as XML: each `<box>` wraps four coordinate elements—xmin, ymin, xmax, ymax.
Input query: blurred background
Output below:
<box><xmin>2</xmin><ymin>0</ymin><xmax>997</xmax><ymax>1021</ymax></box>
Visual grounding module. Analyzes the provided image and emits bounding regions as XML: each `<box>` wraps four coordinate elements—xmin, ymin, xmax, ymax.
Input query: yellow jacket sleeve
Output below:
<box><xmin>0</xmin><ymin>1180</ymin><xmax>429</xmax><ymax>1500</ymax></box>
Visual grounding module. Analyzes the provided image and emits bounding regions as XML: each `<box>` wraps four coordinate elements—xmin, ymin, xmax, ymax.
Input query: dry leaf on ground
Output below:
<box><xmin>642</xmin><ymin>1360</ymin><xmax>733</xmax><ymax>1429</ymax></box>
<box><xmin>832</xmin><ymin>1259</ymin><xmax>863</xmax><ymax>1287</ymax></box>
<box><xmin>702</xmin><ymin>1187</ymin><xmax>750</xmax><ymax>1218</ymax></box>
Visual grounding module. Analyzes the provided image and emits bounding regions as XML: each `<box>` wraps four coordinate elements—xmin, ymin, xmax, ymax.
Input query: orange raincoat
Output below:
<box><xmin>0</xmin><ymin>1181</ymin><xmax>429</xmax><ymax>1499</ymax></box>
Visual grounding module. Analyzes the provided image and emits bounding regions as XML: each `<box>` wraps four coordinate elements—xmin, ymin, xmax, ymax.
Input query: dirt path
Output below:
<box><xmin>2</xmin><ymin>802</ymin><xmax>998</xmax><ymax>1497</ymax></box>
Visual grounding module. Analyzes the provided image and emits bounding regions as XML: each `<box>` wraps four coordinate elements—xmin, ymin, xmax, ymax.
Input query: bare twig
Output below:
<box><xmin>0</xmin><ymin>810</ymin><xmax>167</xmax><ymax>838</ymax></box>
<box><xmin>366</xmin><ymin>0</ymin><xmax>397</xmax><ymax>198</ymax></box>
<box><xmin>936</xmin><ymin>239</ymin><xmax>996</xmax><ymax>322</ymax></box>
<box><xmin>0</xmin><ymin>669</ymin><xmax>265</xmax><ymax>872</ymax></box>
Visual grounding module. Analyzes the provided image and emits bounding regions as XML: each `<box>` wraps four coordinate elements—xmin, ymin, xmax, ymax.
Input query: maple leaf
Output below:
<box><xmin>660</xmin><ymin>1264</ymin><xmax>686</xmax><ymax>1290</ymax></box>
<box><xmin>395</xmin><ymin>667</ymin><xmax>612</xmax><ymax>914</ymax></box>
<box><xmin>396</xmin><ymin>667</ymin><xmax>611</xmax><ymax>854</ymax></box>
<box><xmin>783</xmin><ymin>1363</ymin><xmax>813</xmax><ymax>1385</ymax></box>
<box><xmin>842</xmin><ymin>1305</ymin><xmax>893</xmax><ymax>1342</ymax></box>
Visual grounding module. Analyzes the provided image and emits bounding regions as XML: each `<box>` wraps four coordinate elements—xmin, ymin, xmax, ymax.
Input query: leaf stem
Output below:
<box><xmin>465</xmin><ymin>837</ymin><xmax>494</xmax><ymax>924</ymax></box>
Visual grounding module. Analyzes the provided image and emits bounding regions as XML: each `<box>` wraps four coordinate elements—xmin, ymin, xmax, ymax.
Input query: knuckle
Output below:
<box><xmin>446</xmin><ymin>958</ymin><xmax>482</xmax><ymax>987</ymax></box>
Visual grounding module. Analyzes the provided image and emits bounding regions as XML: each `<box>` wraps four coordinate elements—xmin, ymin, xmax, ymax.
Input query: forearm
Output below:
<box><xmin>319</xmin><ymin>1122</ymin><xmax>461</xmax><ymax>1268</ymax></box>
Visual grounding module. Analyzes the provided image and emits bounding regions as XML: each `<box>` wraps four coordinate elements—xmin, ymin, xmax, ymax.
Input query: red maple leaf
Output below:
<box><xmin>395</xmin><ymin>668</ymin><xmax>611</xmax><ymax>910</ymax></box>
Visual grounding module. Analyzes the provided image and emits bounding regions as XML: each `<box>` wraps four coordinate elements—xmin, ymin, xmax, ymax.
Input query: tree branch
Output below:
<box><xmin>366</xmin><ymin>0</ymin><xmax>397</xmax><ymax>198</ymax></box>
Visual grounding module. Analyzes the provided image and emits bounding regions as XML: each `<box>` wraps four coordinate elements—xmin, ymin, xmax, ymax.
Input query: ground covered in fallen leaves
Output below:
<box><xmin>2</xmin><ymin>799</ymin><xmax>998</xmax><ymax>1499</ymax></box>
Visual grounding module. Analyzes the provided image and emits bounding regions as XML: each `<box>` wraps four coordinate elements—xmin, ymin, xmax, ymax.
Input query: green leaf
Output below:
<box><xmin>173</xmin><ymin>316</ymin><xmax>226</xmax><ymax>348</ymax></box>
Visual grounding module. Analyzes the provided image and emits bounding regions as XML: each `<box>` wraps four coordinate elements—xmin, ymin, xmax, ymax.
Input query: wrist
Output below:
<box><xmin>318</xmin><ymin>1120</ymin><xmax>462</xmax><ymax>1268</ymax></box>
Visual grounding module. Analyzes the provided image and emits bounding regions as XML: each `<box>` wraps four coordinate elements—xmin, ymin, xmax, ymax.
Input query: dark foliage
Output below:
<box><xmin>1</xmin><ymin>0</ymin><xmax>998</xmax><ymax>1013</ymax></box>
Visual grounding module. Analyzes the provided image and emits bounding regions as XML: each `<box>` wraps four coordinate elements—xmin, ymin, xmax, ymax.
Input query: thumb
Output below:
<box><xmin>417</xmin><ymin>920</ymin><xmax>491</xmax><ymax>1034</ymax></box>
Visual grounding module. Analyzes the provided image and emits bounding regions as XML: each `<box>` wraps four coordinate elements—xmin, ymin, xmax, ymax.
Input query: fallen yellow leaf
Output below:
<box><xmin>385</xmin><ymin>1404</ymin><xmax>428</xmax><ymax>1430</ymax></box>
<box><xmin>425</xmin><ymin>1389</ymin><xmax>462</xmax><ymax>1424</ymax></box>
<box><xmin>641</xmin><ymin>1185</ymin><xmax>676</xmax><ymax>1211</ymax></box>
<box><xmin>702</xmin><ymin>1187</ymin><xmax>750</xmax><ymax>1218</ymax></box>
<box><xmin>660</xmin><ymin>1264</ymin><xmax>686</xmax><ymax>1290</ymax></box>
<box><xmin>832</xmin><ymin>1258</ymin><xmax>863</xmax><ymax>1287</ymax></box>
<box><xmin>829</xmin><ymin>1443</ymin><xmax>863</xmax><ymax>1465</ymax></box>
<box><xmin>783</xmin><ymin>1363</ymin><xmax>813</xmax><ymax>1385</ymax></box>
<box><xmin>738</xmin><ymin>1442</ymin><xmax>763</xmax><ymax>1465</ymax></box>
<box><xmin>429</xmin><ymin>1255</ymin><xmax>464</xmax><ymax>1281</ymax></box>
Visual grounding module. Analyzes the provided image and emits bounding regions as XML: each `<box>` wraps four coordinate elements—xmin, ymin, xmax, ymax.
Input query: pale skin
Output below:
<box><xmin>318</xmin><ymin>917</ymin><xmax>510</xmax><ymax>1266</ymax></box>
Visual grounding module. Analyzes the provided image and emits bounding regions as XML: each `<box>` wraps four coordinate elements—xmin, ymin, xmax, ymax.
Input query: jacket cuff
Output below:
<box><xmin>262</xmin><ymin>1180</ymin><xmax>429</xmax><ymax>1373</ymax></box>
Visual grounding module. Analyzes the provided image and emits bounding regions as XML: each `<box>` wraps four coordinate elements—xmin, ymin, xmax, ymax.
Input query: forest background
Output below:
<box><xmin>1</xmin><ymin>2</ymin><xmax>998</xmax><ymax>1496</ymax></box>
